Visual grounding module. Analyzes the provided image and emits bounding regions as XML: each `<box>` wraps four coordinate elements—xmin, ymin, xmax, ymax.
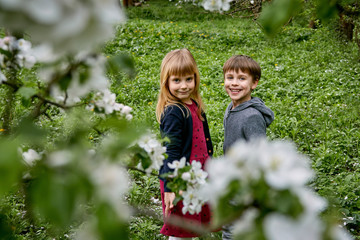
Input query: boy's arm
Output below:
<box><xmin>243</xmin><ymin>114</ymin><xmax>267</xmax><ymax>141</ymax></box>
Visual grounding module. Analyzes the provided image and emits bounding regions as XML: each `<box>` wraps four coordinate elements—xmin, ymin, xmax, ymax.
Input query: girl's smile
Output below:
<box><xmin>168</xmin><ymin>74</ymin><xmax>195</xmax><ymax>104</ymax></box>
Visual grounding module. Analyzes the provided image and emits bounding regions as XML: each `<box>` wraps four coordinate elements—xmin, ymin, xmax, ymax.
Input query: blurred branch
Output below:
<box><xmin>132</xmin><ymin>205</ymin><xmax>219</xmax><ymax>237</ymax></box>
<box><xmin>127</xmin><ymin>166</ymin><xmax>159</xmax><ymax>177</ymax></box>
<box><xmin>1</xmin><ymin>69</ymin><xmax>20</xmax><ymax>135</ymax></box>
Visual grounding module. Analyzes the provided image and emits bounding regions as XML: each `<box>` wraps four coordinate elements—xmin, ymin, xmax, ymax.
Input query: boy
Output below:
<box><xmin>222</xmin><ymin>55</ymin><xmax>274</xmax><ymax>239</ymax></box>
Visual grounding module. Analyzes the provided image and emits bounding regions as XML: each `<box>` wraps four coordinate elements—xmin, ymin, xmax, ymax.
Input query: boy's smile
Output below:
<box><xmin>224</xmin><ymin>70</ymin><xmax>258</xmax><ymax>108</ymax></box>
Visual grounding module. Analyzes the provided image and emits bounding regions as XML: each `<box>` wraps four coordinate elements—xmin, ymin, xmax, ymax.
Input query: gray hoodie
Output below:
<box><xmin>223</xmin><ymin>97</ymin><xmax>274</xmax><ymax>154</ymax></box>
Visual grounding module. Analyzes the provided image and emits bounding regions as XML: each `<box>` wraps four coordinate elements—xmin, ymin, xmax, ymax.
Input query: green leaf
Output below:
<box><xmin>106</xmin><ymin>54</ymin><xmax>135</xmax><ymax>79</ymax></box>
<box><xmin>58</xmin><ymin>73</ymin><xmax>72</xmax><ymax>91</ymax></box>
<box><xmin>16</xmin><ymin>118</ymin><xmax>47</xmax><ymax>145</ymax></box>
<box><xmin>28</xmin><ymin>165</ymin><xmax>91</xmax><ymax>228</ymax></box>
<box><xmin>96</xmin><ymin>203</ymin><xmax>129</xmax><ymax>240</ymax></box>
<box><xmin>17</xmin><ymin>87</ymin><xmax>37</xmax><ymax>107</ymax></box>
<box><xmin>316</xmin><ymin>0</ymin><xmax>338</xmax><ymax>21</ymax></box>
<box><xmin>78</xmin><ymin>64</ymin><xmax>90</xmax><ymax>85</ymax></box>
<box><xmin>17</xmin><ymin>86</ymin><xmax>37</xmax><ymax>99</ymax></box>
<box><xmin>0</xmin><ymin>139</ymin><xmax>23</xmax><ymax>198</ymax></box>
<box><xmin>259</xmin><ymin>0</ymin><xmax>303</xmax><ymax>36</ymax></box>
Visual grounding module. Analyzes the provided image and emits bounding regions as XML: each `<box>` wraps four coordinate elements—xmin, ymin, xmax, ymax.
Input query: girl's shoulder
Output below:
<box><xmin>162</xmin><ymin>103</ymin><xmax>188</xmax><ymax>120</ymax></box>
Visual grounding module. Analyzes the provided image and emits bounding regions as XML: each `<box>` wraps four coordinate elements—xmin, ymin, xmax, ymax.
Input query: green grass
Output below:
<box><xmin>103</xmin><ymin>0</ymin><xmax>360</xmax><ymax>238</ymax></box>
<box><xmin>1</xmin><ymin>0</ymin><xmax>360</xmax><ymax>239</ymax></box>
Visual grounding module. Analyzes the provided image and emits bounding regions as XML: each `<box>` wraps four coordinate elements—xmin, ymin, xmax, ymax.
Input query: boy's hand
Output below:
<box><xmin>164</xmin><ymin>192</ymin><xmax>175</xmax><ymax>217</ymax></box>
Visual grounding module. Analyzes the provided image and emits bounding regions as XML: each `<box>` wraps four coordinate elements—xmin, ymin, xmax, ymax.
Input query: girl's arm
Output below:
<box><xmin>160</xmin><ymin>106</ymin><xmax>186</xmax><ymax>192</ymax></box>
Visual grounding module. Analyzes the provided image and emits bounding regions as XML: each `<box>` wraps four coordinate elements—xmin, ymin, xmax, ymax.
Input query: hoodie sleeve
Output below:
<box><xmin>242</xmin><ymin>113</ymin><xmax>267</xmax><ymax>141</ymax></box>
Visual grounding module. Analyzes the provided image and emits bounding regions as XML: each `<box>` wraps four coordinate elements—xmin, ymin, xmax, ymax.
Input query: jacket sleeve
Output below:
<box><xmin>160</xmin><ymin>106</ymin><xmax>185</xmax><ymax>192</ymax></box>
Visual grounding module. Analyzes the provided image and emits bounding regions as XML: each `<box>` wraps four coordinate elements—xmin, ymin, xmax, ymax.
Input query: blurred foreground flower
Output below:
<box><xmin>200</xmin><ymin>139</ymin><xmax>352</xmax><ymax>240</ymax></box>
<box><xmin>0</xmin><ymin>36</ymin><xmax>36</xmax><ymax>71</ymax></box>
<box><xmin>0</xmin><ymin>0</ymin><xmax>126</xmax><ymax>53</ymax></box>
<box><xmin>137</xmin><ymin>134</ymin><xmax>166</xmax><ymax>174</ymax></box>
<box><xmin>22</xmin><ymin>149</ymin><xmax>41</xmax><ymax>166</ymax></box>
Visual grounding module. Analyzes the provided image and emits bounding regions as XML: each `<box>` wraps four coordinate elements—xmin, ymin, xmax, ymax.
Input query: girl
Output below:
<box><xmin>156</xmin><ymin>48</ymin><xmax>213</xmax><ymax>239</ymax></box>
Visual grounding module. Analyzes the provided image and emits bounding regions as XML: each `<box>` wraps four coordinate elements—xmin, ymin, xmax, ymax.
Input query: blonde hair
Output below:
<box><xmin>156</xmin><ymin>48</ymin><xmax>205</xmax><ymax>123</ymax></box>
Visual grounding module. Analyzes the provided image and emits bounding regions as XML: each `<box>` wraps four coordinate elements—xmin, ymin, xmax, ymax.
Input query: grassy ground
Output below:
<box><xmin>103</xmin><ymin>0</ymin><xmax>360</xmax><ymax>238</ymax></box>
<box><xmin>1</xmin><ymin>0</ymin><xmax>359</xmax><ymax>239</ymax></box>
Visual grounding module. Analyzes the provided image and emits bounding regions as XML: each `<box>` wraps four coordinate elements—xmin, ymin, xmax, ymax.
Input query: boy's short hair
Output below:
<box><xmin>223</xmin><ymin>55</ymin><xmax>261</xmax><ymax>81</ymax></box>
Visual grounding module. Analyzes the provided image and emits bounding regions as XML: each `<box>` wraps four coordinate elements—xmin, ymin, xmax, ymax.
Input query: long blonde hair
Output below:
<box><xmin>156</xmin><ymin>48</ymin><xmax>205</xmax><ymax>123</ymax></box>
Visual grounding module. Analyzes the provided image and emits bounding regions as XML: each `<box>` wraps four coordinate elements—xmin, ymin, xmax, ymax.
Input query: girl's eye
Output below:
<box><xmin>186</xmin><ymin>77</ymin><xmax>193</xmax><ymax>82</ymax></box>
<box><xmin>240</xmin><ymin>77</ymin><xmax>245</xmax><ymax>80</ymax></box>
<box><xmin>173</xmin><ymin>78</ymin><xmax>180</xmax><ymax>83</ymax></box>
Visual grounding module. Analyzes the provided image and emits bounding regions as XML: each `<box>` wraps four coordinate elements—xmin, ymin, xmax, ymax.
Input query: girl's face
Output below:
<box><xmin>168</xmin><ymin>74</ymin><xmax>195</xmax><ymax>104</ymax></box>
<box><xmin>224</xmin><ymin>69</ymin><xmax>258</xmax><ymax>108</ymax></box>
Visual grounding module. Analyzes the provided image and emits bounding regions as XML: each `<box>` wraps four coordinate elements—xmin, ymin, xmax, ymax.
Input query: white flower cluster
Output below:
<box><xmin>0</xmin><ymin>36</ymin><xmax>36</xmax><ymax>79</ymax></box>
<box><xmin>22</xmin><ymin>149</ymin><xmax>41</xmax><ymax>166</ymax></box>
<box><xmin>91</xmin><ymin>161</ymin><xmax>130</xmax><ymax>218</ymax></box>
<box><xmin>203</xmin><ymin>139</ymin><xmax>352</xmax><ymax>240</ymax></box>
<box><xmin>137</xmin><ymin>134</ymin><xmax>166</xmax><ymax>174</ymax></box>
<box><xmin>0</xmin><ymin>0</ymin><xmax>126</xmax><ymax>53</ymax></box>
<box><xmin>168</xmin><ymin>157</ymin><xmax>208</xmax><ymax>215</ymax></box>
<box><xmin>87</xmin><ymin>89</ymin><xmax>133</xmax><ymax>120</ymax></box>
<box><xmin>43</xmin><ymin>54</ymin><xmax>109</xmax><ymax>104</ymax></box>
<box><xmin>202</xmin><ymin>0</ymin><xmax>232</xmax><ymax>12</ymax></box>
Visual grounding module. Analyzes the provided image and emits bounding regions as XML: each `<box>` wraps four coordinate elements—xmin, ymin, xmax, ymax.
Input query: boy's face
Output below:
<box><xmin>224</xmin><ymin>69</ymin><xmax>258</xmax><ymax>108</ymax></box>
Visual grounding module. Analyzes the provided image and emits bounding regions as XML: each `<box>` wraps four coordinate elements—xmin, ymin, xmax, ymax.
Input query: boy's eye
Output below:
<box><xmin>226</xmin><ymin>76</ymin><xmax>233</xmax><ymax>80</ymax></box>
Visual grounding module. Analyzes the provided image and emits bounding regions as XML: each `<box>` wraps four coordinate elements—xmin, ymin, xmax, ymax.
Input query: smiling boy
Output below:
<box><xmin>222</xmin><ymin>55</ymin><xmax>274</xmax><ymax>239</ymax></box>
<box><xmin>222</xmin><ymin>55</ymin><xmax>274</xmax><ymax>237</ymax></box>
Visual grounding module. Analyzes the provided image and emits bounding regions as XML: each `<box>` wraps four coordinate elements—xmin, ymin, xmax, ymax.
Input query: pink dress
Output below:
<box><xmin>160</xmin><ymin>101</ymin><xmax>211</xmax><ymax>238</ymax></box>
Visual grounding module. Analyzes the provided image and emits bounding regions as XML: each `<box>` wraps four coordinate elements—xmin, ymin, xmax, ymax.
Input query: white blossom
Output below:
<box><xmin>294</xmin><ymin>187</ymin><xmax>327</xmax><ymax>215</ymax></box>
<box><xmin>0</xmin><ymin>71</ymin><xmax>6</xmax><ymax>83</ymax></box>
<box><xmin>91</xmin><ymin>161</ymin><xmax>130</xmax><ymax>218</ymax></box>
<box><xmin>202</xmin><ymin>0</ymin><xmax>232</xmax><ymax>12</ymax></box>
<box><xmin>257</xmin><ymin>140</ymin><xmax>314</xmax><ymax>190</ymax></box>
<box><xmin>331</xmin><ymin>226</ymin><xmax>354</xmax><ymax>240</ymax></box>
<box><xmin>0</xmin><ymin>37</ymin><xmax>36</xmax><ymax>69</ymax></box>
<box><xmin>232</xmin><ymin>208</ymin><xmax>259</xmax><ymax>236</ymax></box>
<box><xmin>0</xmin><ymin>0</ymin><xmax>126</xmax><ymax>53</ymax></box>
<box><xmin>22</xmin><ymin>149</ymin><xmax>41</xmax><ymax>166</ymax></box>
<box><xmin>47</xmin><ymin>55</ymin><xmax>109</xmax><ymax>104</ymax></box>
<box><xmin>181</xmin><ymin>172</ymin><xmax>192</xmax><ymax>181</ymax></box>
<box><xmin>47</xmin><ymin>150</ymin><xmax>72</xmax><ymax>167</ymax></box>
<box><xmin>137</xmin><ymin>134</ymin><xmax>166</xmax><ymax>174</ymax></box>
<box><xmin>191</xmin><ymin>160</ymin><xmax>208</xmax><ymax>185</ymax></box>
<box><xmin>264</xmin><ymin>213</ymin><xmax>324</xmax><ymax>240</ymax></box>
<box><xmin>168</xmin><ymin>157</ymin><xmax>186</xmax><ymax>176</ymax></box>
<box><xmin>182</xmin><ymin>186</ymin><xmax>203</xmax><ymax>215</ymax></box>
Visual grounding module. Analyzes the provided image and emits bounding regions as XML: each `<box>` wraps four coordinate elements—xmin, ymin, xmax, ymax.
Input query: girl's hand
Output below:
<box><xmin>164</xmin><ymin>192</ymin><xmax>175</xmax><ymax>217</ymax></box>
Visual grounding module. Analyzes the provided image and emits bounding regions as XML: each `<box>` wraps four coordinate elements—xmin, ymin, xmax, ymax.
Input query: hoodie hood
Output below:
<box><xmin>225</xmin><ymin>97</ymin><xmax>274</xmax><ymax>127</ymax></box>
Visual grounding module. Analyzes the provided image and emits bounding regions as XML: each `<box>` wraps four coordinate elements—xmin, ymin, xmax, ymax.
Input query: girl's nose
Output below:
<box><xmin>180</xmin><ymin>82</ymin><xmax>187</xmax><ymax>88</ymax></box>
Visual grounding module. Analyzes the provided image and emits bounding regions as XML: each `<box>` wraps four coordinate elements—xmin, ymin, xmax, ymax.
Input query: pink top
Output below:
<box><xmin>185</xmin><ymin>101</ymin><xmax>209</xmax><ymax>166</ymax></box>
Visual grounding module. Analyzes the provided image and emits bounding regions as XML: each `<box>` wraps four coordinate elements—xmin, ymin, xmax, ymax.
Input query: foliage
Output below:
<box><xmin>0</xmin><ymin>0</ymin><xmax>360</xmax><ymax>239</ymax></box>
<box><xmin>107</xmin><ymin>1</ymin><xmax>359</xmax><ymax>238</ymax></box>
